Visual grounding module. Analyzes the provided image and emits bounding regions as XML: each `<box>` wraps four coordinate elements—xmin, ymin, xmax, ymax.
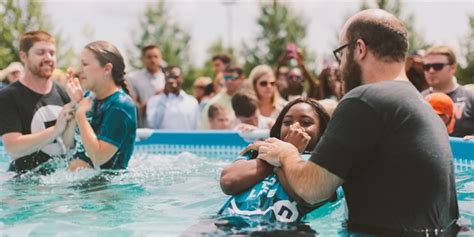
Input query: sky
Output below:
<box><xmin>45</xmin><ymin>0</ymin><xmax>474</xmax><ymax>70</ymax></box>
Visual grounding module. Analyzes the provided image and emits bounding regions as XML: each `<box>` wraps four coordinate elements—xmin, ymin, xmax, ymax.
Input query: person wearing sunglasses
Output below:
<box><xmin>211</xmin><ymin>54</ymin><xmax>231</xmax><ymax>94</ymax></box>
<box><xmin>199</xmin><ymin>66</ymin><xmax>246</xmax><ymax>129</ymax></box>
<box><xmin>256</xmin><ymin>9</ymin><xmax>459</xmax><ymax>236</ymax></box>
<box><xmin>422</xmin><ymin>45</ymin><xmax>474</xmax><ymax>137</ymax></box>
<box><xmin>248</xmin><ymin>65</ymin><xmax>287</xmax><ymax>120</ymax></box>
<box><xmin>275</xmin><ymin>49</ymin><xmax>319</xmax><ymax>101</ymax></box>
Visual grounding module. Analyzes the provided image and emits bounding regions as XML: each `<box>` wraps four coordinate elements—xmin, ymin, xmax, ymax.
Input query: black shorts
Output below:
<box><xmin>8</xmin><ymin>152</ymin><xmax>52</xmax><ymax>174</ymax></box>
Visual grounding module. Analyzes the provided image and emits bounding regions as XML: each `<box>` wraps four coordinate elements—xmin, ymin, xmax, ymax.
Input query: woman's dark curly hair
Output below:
<box><xmin>270</xmin><ymin>97</ymin><xmax>330</xmax><ymax>149</ymax></box>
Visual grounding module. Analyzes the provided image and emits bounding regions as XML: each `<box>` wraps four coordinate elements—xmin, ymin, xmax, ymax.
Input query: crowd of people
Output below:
<box><xmin>0</xmin><ymin>8</ymin><xmax>469</xmax><ymax>236</ymax></box>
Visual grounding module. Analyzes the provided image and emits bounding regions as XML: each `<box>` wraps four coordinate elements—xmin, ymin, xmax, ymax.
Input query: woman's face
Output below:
<box><xmin>255</xmin><ymin>73</ymin><xmax>275</xmax><ymax>100</ymax></box>
<box><xmin>80</xmin><ymin>49</ymin><xmax>105</xmax><ymax>92</ymax></box>
<box><xmin>280</xmin><ymin>103</ymin><xmax>321</xmax><ymax>151</ymax></box>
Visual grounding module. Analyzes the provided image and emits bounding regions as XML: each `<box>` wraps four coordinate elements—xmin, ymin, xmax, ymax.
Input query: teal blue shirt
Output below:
<box><xmin>218</xmin><ymin>152</ymin><xmax>339</xmax><ymax>225</ymax></box>
<box><xmin>76</xmin><ymin>90</ymin><xmax>137</xmax><ymax>170</ymax></box>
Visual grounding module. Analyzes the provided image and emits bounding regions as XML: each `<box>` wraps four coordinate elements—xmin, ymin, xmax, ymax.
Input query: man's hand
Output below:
<box><xmin>283</xmin><ymin>124</ymin><xmax>311</xmax><ymax>153</ymax></box>
<box><xmin>257</xmin><ymin>137</ymin><xmax>300</xmax><ymax>167</ymax></box>
<box><xmin>55</xmin><ymin>103</ymin><xmax>75</xmax><ymax>134</ymax></box>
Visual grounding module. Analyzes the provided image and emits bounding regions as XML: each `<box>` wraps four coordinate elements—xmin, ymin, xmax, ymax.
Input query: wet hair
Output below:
<box><xmin>85</xmin><ymin>41</ymin><xmax>129</xmax><ymax>94</ymax></box>
<box><xmin>425</xmin><ymin>45</ymin><xmax>457</xmax><ymax>65</ymax></box>
<box><xmin>141</xmin><ymin>45</ymin><xmax>160</xmax><ymax>57</ymax></box>
<box><xmin>212</xmin><ymin>54</ymin><xmax>231</xmax><ymax>65</ymax></box>
<box><xmin>231</xmin><ymin>90</ymin><xmax>259</xmax><ymax>117</ymax></box>
<box><xmin>346</xmin><ymin>14</ymin><xmax>408</xmax><ymax>62</ymax></box>
<box><xmin>20</xmin><ymin>31</ymin><xmax>55</xmax><ymax>53</ymax></box>
<box><xmin>270</xmin><ymin>97</ymin><xmax>330</xmax><ymax>141</ymax></box>
<box><xmin>208</xmin><ymin>103</ymin><xmax>227</xmax><ymax>120</ymax></box>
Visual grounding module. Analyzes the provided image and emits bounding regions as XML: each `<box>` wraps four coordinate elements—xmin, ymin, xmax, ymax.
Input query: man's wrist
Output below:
<box><xmin>280</xmin><ymin>148</ymin><xmax>301</xmax><ymax>167</ymax></box>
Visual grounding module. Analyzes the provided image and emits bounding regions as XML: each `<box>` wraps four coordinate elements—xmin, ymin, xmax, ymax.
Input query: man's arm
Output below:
<box><xmin>258</xmin><ymin>138</ymin><xmax>343</xmax><ymax>205</ymax></box>
<box><xmin>2</xmin><ymin>107</ymin><xmax>71</xmax><ymax>159</ymax></box>
<box><xmin>279</xmin><ymin>150</ymin><xmax>343</xmax><ymax>205</ymax></box>
<box><xmin>3</xmin><ymin>129</ymin><xmax>61</xmax><ymax>159</ymax></box>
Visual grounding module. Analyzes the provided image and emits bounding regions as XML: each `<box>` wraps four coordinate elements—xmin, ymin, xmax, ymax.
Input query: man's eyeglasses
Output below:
<box><xmin>333</xmin><ymin>40</ymin><xmax>358</xmax><ymax>64</ymax></box>
<box><xmin>224</xmin><ymin>74</ymin><xmax>238</xmax><ymax>81</ymax></box>
<box><xmin>423</xmin><ymin>63</ymin><xmax>451</xmax><ymax>72</ymax></box>
<box><xmin>287</xmin><ymin>75</ymin><xmax>302</xmax><ymax>82</ymax></box>
<box><xmin>258</xmin><ymin>80</ymin><xmax>275</xmax><ymax>87</ymax></box>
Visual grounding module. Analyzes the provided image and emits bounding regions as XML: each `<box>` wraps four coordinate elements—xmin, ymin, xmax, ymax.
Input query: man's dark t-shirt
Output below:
<box><xmin>310</xmin><ymin>81</ymin><xmax>459</xmax><ymax>234</ymax></box>
<box><xmin>422</xmin><ymin>86</ymin><xmax>474</xmax><ymax>137</ymax></box>
<box><xmin>0</xmin><ymin>81</ymin><xmax>70</xmax><ymax>173</ymax></box>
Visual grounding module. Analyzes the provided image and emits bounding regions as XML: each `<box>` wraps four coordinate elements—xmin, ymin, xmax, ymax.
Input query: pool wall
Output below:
<box><xmin>0</xmin><ymin>130</ymin><xmax>473</xmax><ymax>170</ymax></box>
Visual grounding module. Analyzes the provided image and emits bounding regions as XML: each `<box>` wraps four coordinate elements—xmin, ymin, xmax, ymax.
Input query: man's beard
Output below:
<box><xmin>28</xmin><ymin>60</ymin><xmax>54</xmax><ymax>80</ymax></box>
<box><xmin>287</xmin><ymin>82</ymin><xmax>304</xmax><ymax>96</ymax></box>
<box><xmin>341</xmin><ymin>51</ymin><xmax>363</xmax><ymax>94</ymax></box>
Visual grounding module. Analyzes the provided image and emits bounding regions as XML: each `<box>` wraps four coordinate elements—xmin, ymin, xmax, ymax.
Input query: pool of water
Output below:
<box><xmin>1</xmin><ymin>152</ymin><xmax>473</xmax><ymax>236</ymax></box>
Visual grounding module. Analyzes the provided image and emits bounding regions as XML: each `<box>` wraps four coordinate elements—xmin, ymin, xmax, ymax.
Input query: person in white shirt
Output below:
<box><xmin>127</xmin><ymin>45</ymin><xmax>166</xmax><ymax>128</ymax></box>
<box><xmin>146</xmin><ymin>65</ymin><xmax>200</xmax><ymax>130</ymax></box>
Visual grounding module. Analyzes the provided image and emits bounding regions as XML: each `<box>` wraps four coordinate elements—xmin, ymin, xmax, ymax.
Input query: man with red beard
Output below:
<box><xmin>0</xmin><ymin>31</ymin><xmax>74</xmax><ymax>174</ymax></box>
<box><xmin>256</xmin><ymin>9</ymin><xmax>459</xmax><ymax>235</ymax></box>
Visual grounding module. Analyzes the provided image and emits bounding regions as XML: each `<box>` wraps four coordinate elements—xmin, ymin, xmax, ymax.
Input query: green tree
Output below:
<box><xmin>0</xmin><ymin>0</ymin><xmax>75</xmax><ymax>70</ymax></box>
<box><xmin>457</xmin><ymin>14</ymin><xmax>474</xmax><ymax>85</ymax></box>
<box><xmin>359</xmin><ymin>0</ymin><xmax>429</xmax><ymax>52</ymax></box>
<box><xmin>127</xmin><ymin>0</ymin><xmax>193</xmax><ymax>90</ymax></box>
<box><xmin>241</xmin><ymin>0</ymin><xmax>313</xmax><ymax>75</ymax></box>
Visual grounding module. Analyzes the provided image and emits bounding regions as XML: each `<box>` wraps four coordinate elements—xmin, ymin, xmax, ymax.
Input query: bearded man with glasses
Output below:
<box><xmin>256</xmin><ymin>9</ymin><xmax>460</xmax><ymax>236</ymax></box>
<box><xmin>422</xmin><ymin>45</ymin><xmax>474</xmax><ymax>137</ymax></box>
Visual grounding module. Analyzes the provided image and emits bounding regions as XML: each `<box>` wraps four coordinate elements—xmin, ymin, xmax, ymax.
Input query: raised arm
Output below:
<box><xmin>75</xmin><ymin>97</ymin><xmax>118</xmax><ymax>166</ymax></box>
<box><xmin>296</xmin><ymin>52</ymin><xmax>319</xmax><ymax>99</ymax></box>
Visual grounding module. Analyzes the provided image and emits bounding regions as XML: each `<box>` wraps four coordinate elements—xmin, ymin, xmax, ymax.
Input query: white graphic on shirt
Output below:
<box><xmin>227</xmin><ymin>199</ymin><xmax>299</xmax><ymax>223</ymax></box>
<box><xmin>30</xmin><ymin>105</ymin><xmax>66</xmax><ymax>156</ymax></box>
<box><xmin>454</xmin><ymin>101</ymin><xmax>466</xmax><ymax>119</ymax></box>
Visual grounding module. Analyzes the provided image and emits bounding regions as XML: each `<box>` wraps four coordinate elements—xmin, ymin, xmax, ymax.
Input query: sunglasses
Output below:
<box><xmin>223</xmin><ymin>75</ymin><xmax>238</xmax><ymax>81</ymax></box>
<box><xmin>194</xmin><ymin>85</ymin><xmax>205</xmax><ymax>89</ymax></box>
<box><xmin>423</xmin><ymin>63</ymin><xmax>451</xmax><ymax>72</ymax></box>
<box><xmin>287</xmin><ymin>75</ymin><xmax>302</xmax><ymax>81</ymax></box>
<box><xmin>258</xmin><ymin>80</ymin><xmax>275</xmax><ymax>87</ymax></box>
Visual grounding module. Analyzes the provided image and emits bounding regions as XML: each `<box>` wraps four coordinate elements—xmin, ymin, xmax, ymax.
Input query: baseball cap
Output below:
<box><xmin>425</xmin><ymin>92</ymin><xmax>455</xmax><ymax>134</ymax></box>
